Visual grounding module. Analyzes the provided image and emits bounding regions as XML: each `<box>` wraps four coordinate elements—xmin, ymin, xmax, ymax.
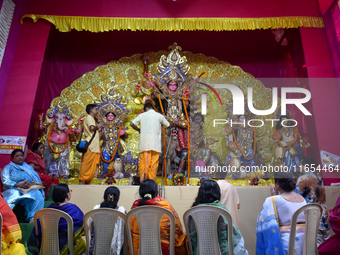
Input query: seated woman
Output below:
<box><xmin>189</xmin><ymin>180</ymin><xmax>248</xmax><ymax>255</ymax></box>
<box><xmin>1</xmin><ymin>149</ymin><xmax>44</xmax><ymax>223</ymax></box>
<box><xmin>0</xmin><ymin>196</ymin><xmax>26</xmax><ymax>255</ymax></box>
<box><xmin>25</xmin><ymin>142</ymin><xmax>59</xmax><ymax>199</ymax></box>
<box><xmin>257</xmin><ymin>172</ymin><xmax>307</xmax><ymax>255</ymax></box>
<box><xmin>89</xmin><ymin>186</ymin><xmax>126</xmax><ymax>255</ymax></box>
<box><xmin>318</xmin><ymin>196</ymin><xmax>340</xmax><ymax>254</ymax></box>
<box><xmin>28</xmin><ymin>183</ymin><xmax>86</xmax><ymax>255</ymax></box>
<box><xmin>295</xmin><ymin>156</ymin><xmax>330</xmax><ymax>245</ymax></box>
<box><xmin>130</xmin><ymin>179</ymin><xmax>187</xmax><ymax>255</ymax></box>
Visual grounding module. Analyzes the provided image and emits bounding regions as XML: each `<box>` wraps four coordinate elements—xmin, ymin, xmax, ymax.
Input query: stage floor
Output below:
<box><xmin>70</xmin><ymin>185</ymin><xmax>340</xmax><ymax>255</ymax></box>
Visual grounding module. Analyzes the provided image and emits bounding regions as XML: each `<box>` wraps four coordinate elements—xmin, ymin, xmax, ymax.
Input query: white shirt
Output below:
<box><xmin>131</xmin><ymin>110</ymin><xmax>170</xmax><ymax>153</ymax></box>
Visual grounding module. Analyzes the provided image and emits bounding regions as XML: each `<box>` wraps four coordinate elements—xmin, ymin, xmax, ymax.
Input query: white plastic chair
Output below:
<box><xmin>83</xmin><ymin>208</ymin><xmax>127</xmax><ymax>255</ymax></box>
<box><xmin>126</xmin><ymin>205</ymin><xmax>175</xmax><ymax>255</ymax></box>
<box><xmin>34</xmin><ymin>208</ymin><xmax>74</xmax><ymax>255</ymax></box>
<box><xmin>288</xmin><ymin>203</ymin><xmax>322</xmax><ymax>255</ymax></box>
<box><xmin>183</xmin><ymin>205</ymin><xmax>234</xmax><ymax>255</ymax></box>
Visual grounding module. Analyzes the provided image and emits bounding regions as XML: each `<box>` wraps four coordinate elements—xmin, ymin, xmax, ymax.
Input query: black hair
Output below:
<box><xmin>192</xmin><ymin>180</ymin><xmax>221</xmax><ymax>207</ymax></box>
<box><xmin>276</xmin><ymin>115</ymin><xmax>295</xmax><ymax>130</ymax></box>
<box><xmin>100</xmin><ymin>186</ymin><xmax>120</xmax><ymax>209</ymax></box>
<box><xmin>105</xmin><ymin>112</ymin><xmax>116</xmax><ymax>118</ymax></box>
<box><xmin>144</xmin><ymin>102</ymin><xmax>154</xmax><ymax>112</ymax></box>
<box><xmin>274</xmin><ymin>172</ymin><xmax>296</xmax><ymax>192</ymax></box>
<box><xmin>52</xmin><ymin>183</ymin><xmax>70</xmax><ymax>205</ymax></box>
<box><xmin>86</xmin><ymin>104</ymin><xmax>97</xmax><ymax>114</ymax></box>
<box><xmin>138</xmin><ymin>179</ymin><xmax>158</xmax><ymax>206</ymax></box>
<box><xmin>11</xmin><ymin>149</ymin><xmax>24</xmax><ymax>159</ymax></box>
<box><xmin>32</xmin><ymin>142</ymin><xmax>43</xmax><ymax>153</ymax></box>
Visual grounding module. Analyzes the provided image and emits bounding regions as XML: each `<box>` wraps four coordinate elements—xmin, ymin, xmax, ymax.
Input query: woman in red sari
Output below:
<box><xmin>130</xmin><ymin>179</ymin><xmax>188</xmax><ymax>255</ymax></box>
<box><xmin>25</xmin><ymin>142</ymin><xmax>59</xmax><ymax>199</ymax></box>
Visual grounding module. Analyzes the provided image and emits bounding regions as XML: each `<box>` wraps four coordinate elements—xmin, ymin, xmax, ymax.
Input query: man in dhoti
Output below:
<box><xmin>130</xmin><ymin>103</ymin><xmax>170</xmax><ymax>181</ymax></box>
<box><xmin>79</xmin><ymin>104</ymin><xmax>103</xmax><ymax>184</ymax></box>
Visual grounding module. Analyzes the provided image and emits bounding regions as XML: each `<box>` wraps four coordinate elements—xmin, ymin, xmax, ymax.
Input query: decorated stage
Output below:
<box><xmin>69</xmin><ymin>184</ymin><xmax>340</xmax><ymax>255</ymax></box>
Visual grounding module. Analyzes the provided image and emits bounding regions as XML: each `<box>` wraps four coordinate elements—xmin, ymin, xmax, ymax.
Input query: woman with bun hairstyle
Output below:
<box><xmin>256</xmin><ymin>172</ymin><xmax>307</xmax><ymax>255</ymax></box>
<box><xmin>89</xmin><ymin>186</ymin><xmax>126</xmax><ymax>255</ymax></box>
<box><xmin>130</xmin><ymin>179</ymin><xmax>187</xmax><ymax>255</ymax></box>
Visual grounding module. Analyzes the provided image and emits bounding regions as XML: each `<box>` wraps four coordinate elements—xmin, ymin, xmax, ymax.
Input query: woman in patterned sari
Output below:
<box><xmin>0</xmin><ymin>196</ymin><xmax>26</xmax><ymax>254</ymax></box>
<box><xmin>28</xmin><ymin>183</ymin><xmax>85</xmax><ymax>255</ymax></box>
<box><xmin>257</xmin><ymin>172</ymin><xmax>306</xmax><ymax>255</ymax></box>
<box><xmin>189</xmin><ymin>180</ymin><xmax>248</xmax><ymax>255</ymax></box>
<box><xmin>130</xmin><ymin>179</ymin><xmax>187</xmax><ymax>255</ymax></box>
<box><xmin>1</xmin><ymin>149</ymin><xmax>44</xmax><ymax>223</ymax></box>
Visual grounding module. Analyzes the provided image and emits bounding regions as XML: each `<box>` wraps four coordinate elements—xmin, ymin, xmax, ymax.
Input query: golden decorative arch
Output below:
<box><xmin>47</xmin><ymin>49</ymin><xmax>281</xmax><ymax>172</ymax></box>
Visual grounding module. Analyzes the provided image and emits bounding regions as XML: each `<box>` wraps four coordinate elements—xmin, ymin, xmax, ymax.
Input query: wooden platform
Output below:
<box><xmin>69</xmin><ymin>185</ymin><xmax>340</xmax><ymax>255</ymax></box>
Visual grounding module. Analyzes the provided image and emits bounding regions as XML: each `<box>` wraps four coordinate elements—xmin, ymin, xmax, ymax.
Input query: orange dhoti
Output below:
<box><xmin>138</xmin><ymin>150</ymin><xmax>160</xmax><ymax>181</ymax></box>
<box><xmin>79</xmin><ymin>148</ymin><xmax>100</xmax><ymax>183</ymax></box>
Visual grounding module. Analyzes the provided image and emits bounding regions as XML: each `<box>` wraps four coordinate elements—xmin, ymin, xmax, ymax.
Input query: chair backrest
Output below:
<box><xmin>83</xmin><ymin>208</ymin><xmax>127</xmax><ymax>255</ymax></box>
<box><xmin>288</xmin><ymin>203</ymin><xmax>322</xmax><ymax>255</ymax></box>
<box><xmin>183</xmin><ymin>205</ymin><xmax>234</xmax><ymax>255</ymax></box>
<box><xmin>126</xmin><ymin>205</ymin><xmax>175</xmax><ymax>255</ymax></box>
<box><xmin>34</xmin><ymin>208</ymin><xmax>74</xmax><ymax>255</ymax></box>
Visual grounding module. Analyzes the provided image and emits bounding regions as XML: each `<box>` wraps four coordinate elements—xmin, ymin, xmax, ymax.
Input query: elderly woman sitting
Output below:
<box><xmin>1</xmin><ymin>149</ymin><xmax>44</xmax><ymax>223</ymax></box>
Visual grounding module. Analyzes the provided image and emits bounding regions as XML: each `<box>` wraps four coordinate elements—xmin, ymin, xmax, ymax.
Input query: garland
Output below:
<box><xmin>274</xmin><ymin>126</ymin><xmax>298</xmax><ymax>150</ymax></box>
<box><xmin>100</xmin><ymin>126</ymin><xmax>121</xmax><ymax>163</ymax></box>
<box><xmin>47</xmin><ymin>123</ymin><xmax>70</xmax><ymax>154</ymax></box>
<box><xmin>158</xmin><ymin>94</ymin><xmax>167</xmax><ymax>185</ymax></box>
<box><xmin>182</xmin><ymin>97</ymin><xmax>190</xmax><ymax>182</ymax></box>
<box><xmin>231</xmin><ymin>126</ymin><xmax>256</xmax><ymax>161</ymax></box>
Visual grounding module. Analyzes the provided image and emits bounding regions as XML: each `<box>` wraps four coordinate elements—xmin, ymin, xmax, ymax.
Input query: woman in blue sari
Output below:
<box><xmin>256</xmin><ymin>172</ymin><xmax>306</xmax><ymax>255</ymax></box>
<box><xmin>28</xmin><ymin>183</ymin><xmax>86</xmax><ymax>255</ymax></box>
<box><xmin>1</xmin><ymin>149</ymin><xmax>44</xmax><ymax>223</ymax></box>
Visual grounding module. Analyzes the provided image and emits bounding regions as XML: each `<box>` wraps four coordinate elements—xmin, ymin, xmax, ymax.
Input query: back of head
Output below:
<box><xmin>86</xmin><ymin>104</ymin><xmax>97</xmax><ymax>114</ymax></box>
<box><xmin>52</xmin><ymin>183</ymin><xmax>70</xmax><ymax>205</ymax></box>
<box><xmin>31</xmin><ymin>142</ymin><xmax>43</xmax><ymax>153</ymax></box>
<box><xmin>274</xmin><ymin>172</ymin><xmax>296</xmax><ymax>192</ymax></box>
<box><xmin>144</xmin><ymin>102</ymin><xmax>154</xmax><ymax>112</ymax></box>
<box><xmin>192</xmin><ymin>180</ymin><xmax>221</xmax><ymax>207</ymax></box>
<box><xmin>100</xmin><ymin>186</ymin><xmax>120</xmax><ymax>209</ymax></box>
<box><xmin>138</xmin><ymin>179</ymin><xmax>158</xmax><ymax>206</ymax></box>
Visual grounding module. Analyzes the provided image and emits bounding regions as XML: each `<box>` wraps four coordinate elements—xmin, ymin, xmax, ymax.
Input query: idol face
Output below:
<box><xmin>107</xmin><ymin>113</ymin><xmax>115</xmax><ymax>121</ymax></box>
<box><xmin>168</xmin><ymin>81</ymin><xmax>178</xmax><ymax>92</ymax></box>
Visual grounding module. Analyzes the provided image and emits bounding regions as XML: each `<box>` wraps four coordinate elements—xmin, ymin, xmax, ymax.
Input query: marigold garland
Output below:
<box><xmin>274</xmin><ymin>126</ymin><xmax>298</xmax><ymax>150</ymax></box>
<box><xmin>47</xmin><ymin>123</ymin><xmax>70</xmax><ymax>154</ymax></box>
<box><xmin>231</xmin><ymin>126</ymin><xmax>256</xmax><ymax>161</ymax></box>
<box><xmin>100</xmin><ymin>126</ymin><xmax>121</xmax><ymax>163</ymax></box>
<box><xmin>158</xmin><ymin>94</ymin><xmax>167</xmax><ymax>185</ymax></box>
<box><xmin>182</xmin><ymin>97</ymin><xmax>190</xmax><ymax>182</ymax></box>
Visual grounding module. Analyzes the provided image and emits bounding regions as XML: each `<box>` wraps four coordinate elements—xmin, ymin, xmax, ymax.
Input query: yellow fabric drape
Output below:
<box><xmin>21</xmin><ymin>15</ymin><xmax>324</xmax><ymax>32</ymax></box>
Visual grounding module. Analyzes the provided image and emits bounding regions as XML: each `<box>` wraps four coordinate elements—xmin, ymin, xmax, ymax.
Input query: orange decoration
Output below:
<box><xmin>158</xmin><ymin>94</ymin><xmax>167</xmax><ymax>185</ymax></box>
<box><xmin>182</xmin><ymin>97</ymin><xmax>190</xmax><ymax>183</ymax></box>
<box><xmin>274</xmin><ymin>127</ymin><xmax>298</xmax><ymax>150</ymax></box>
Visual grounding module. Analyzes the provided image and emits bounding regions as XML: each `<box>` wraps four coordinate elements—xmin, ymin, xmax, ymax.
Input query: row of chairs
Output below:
<box><xmin>34</xmin><ymin>203</ymin><xmax>322</xmax><ymax>255</ymax></box>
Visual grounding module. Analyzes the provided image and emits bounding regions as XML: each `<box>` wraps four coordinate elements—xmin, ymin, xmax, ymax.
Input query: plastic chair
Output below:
<box><xmin>126</xmin><ymin>205</ymin><xmax>175</xmax><ymax>255</ymax></box>
<box><xmin>183</xmin><ymin>205</ymin><xmax>234</xmax><ymax>255</ymax></box>
<box><xmin>288</xmin><ymin>203</ymin><xmax>322</xmax><ymax>255</ymax></box>
<box><xmin>83</xmin><ymin>208</ymin><xmax>127</xmax><ymax>255</ymax></box>
<box><xmin>34</xmin><ymin>208</ymin><xmax>74</xmax><ymax>255</ymax></box>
